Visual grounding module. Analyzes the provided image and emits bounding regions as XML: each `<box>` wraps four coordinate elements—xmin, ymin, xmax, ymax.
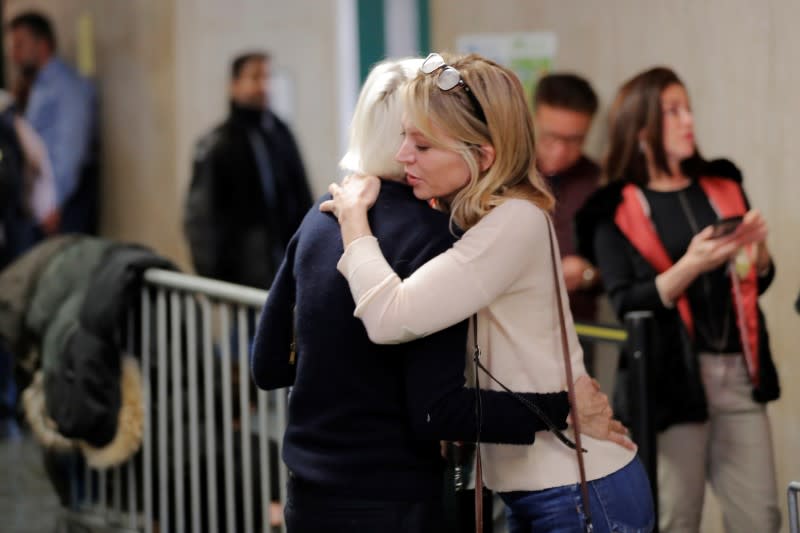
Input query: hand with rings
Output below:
<box><xmin>571</xmin><ymin>375</ymin><xmax>635</xmax><ymax>451</ymax></box>
<box><xmin>319</xmin><ymin>174</ymin><xmax>381</xmax><ymax>221</ymax></box>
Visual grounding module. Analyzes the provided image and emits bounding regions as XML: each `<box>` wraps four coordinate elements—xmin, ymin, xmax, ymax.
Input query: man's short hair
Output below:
<box><xmin>231</xmin><ymin>52</ymin><xmax>270</xmax><ymax>80</ymax></box>
<box><xmin>533</xmin><ymin>73</ymin><xmax>598</xmax><ymax>115</ymax></box>
<box><xmin>8</xmin><ymin>11</ymin><xmax>56</xmax><ymax>51</ymax></box>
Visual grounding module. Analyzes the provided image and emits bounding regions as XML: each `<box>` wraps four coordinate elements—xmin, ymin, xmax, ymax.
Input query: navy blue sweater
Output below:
<box><xmin>251</xmin><ymin>180</ymin><xmax>569</xmax><ymax>500</ymax></box>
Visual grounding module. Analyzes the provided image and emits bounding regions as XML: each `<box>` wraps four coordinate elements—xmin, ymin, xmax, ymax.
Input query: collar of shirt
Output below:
<box><xmin>34</xmin><ymin>57</ymin><xmax>70</xmax><ymax>86</ymax></box>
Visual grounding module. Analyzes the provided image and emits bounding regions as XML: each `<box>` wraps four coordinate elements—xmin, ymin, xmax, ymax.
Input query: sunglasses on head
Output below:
<box><xmin>420</xmin><ymin>53</ymin><xmax>487</xmax><ymax>125</ymax></box>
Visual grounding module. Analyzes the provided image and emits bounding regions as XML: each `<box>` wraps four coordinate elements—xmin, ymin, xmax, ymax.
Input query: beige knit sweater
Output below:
<box><xmin>338</xmin><ymin>198</ymin><xmax>635</xmax><ymax>491</ymax></box>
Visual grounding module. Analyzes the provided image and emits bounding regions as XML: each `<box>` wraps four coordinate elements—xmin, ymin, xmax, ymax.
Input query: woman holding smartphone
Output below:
<box><xmin>576</xmin><ymin>67</ymin><xmax>781</xmax><ymax>533</ymax></box>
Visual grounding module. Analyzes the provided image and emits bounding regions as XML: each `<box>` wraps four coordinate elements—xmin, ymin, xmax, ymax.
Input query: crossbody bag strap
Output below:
<box><xmin>472</xmin><ymin>315</ymin><xmax>484</xmax><ymax>533</ymax></box>
<box><xmin>546</xmin><ymin>214</ymin><xmax>593</xmax><ymax>531</ymax></box>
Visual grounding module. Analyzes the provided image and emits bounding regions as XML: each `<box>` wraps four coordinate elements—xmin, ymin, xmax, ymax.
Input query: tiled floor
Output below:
<box><xmin>0</xmin><ymin>431</ymin><xmax>62</xmax><ymax>533</ymax></box>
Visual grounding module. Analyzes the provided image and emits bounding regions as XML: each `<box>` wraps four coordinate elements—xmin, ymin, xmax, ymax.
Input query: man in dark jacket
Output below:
<box><xmin>184</xmin><ymin>51</ymin><xmax>312</xmax><ymax>289</ymax></box>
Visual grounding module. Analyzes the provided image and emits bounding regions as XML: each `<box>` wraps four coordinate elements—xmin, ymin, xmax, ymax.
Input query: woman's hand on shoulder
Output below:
<box><xmin>320</xmin><ymin>174</ymin><xmax>381</xmax><ymax>221</ymax></box>
<box><xmin>571</xmin><ymin>375</ymin><xmax>636</xmax><ymax>451</ymax></box>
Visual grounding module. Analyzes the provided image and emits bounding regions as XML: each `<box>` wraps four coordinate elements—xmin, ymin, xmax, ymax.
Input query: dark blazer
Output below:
<box><xmin>185</xmin><ymin>104</ymin><xmax>312</xmax><ymax>289</ymax></box>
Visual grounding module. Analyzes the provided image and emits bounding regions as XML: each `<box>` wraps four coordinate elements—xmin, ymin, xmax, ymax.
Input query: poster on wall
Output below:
<box><xmin>456</xmin><ymin>32</ymin><xmax>557</xmax><ymax>107</ymax></box>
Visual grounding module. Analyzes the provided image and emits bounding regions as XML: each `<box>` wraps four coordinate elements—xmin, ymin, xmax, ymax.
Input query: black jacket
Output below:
<box><xmin>0</xmin><ymin>235</ymin><xmax>80</xmax><ymax>382</ymax></box>
<box><xmin>184</xmin><ymin>103</ymin><xmax>312</xmax><ymax>289</ymax></box>
<box><xmin>44</xmin><ymin>243</ymin><xmax>174</xmax><ymax>446</ymax></box>
<box><xmin>575</xmin><ymin>160</ymin><xmax>780</xmax><ymax>432</ymax></box>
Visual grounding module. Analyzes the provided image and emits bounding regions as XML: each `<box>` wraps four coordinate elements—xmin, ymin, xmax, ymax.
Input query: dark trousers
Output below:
<box><xmin>443</xmin><ymin>487</ymin><xmax>494</xmax><ymax>533</ymax></box>
<box><xmin>0</xmin><ymin>346</ymin><xmax>17</xmax><ymax>434</ymax></box>
<box><xmin>285</xmin><ymin>475</ymin><xmax>444</xmax><ymax>533</ymax></box>
<box><xmin>442</xmin><ymin>442</ymin><xmax>494</xmax><ymax>533</ymax></box>
<box><xmin>0</xmin><ymin>216</ymin><xmax>38</xmax><ymax>438</ymax></box>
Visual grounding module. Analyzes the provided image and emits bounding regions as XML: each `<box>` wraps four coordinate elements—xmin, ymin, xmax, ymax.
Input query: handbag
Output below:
<box><xmin>470</xmin><ymin>213</ymin><xmax>594</xmax><ymax>533</ymax></box>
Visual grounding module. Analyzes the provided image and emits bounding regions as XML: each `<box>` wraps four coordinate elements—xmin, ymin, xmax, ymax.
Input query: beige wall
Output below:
<box><xmin>432</xmin><ymin>0</ymin><xmax>800</xmax><ymax>531</ymax></box>
<box><xmin>5</xmin><ymin>0</ymin><xmax>340</xmax><ymax>270</ymax></box>
<box><xmin>6</xmin><ymin>0</ymin><xmax>181</xmax><ymax>263</ymax></box>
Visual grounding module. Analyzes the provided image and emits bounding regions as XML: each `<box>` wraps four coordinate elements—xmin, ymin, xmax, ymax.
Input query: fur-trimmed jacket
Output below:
<box><xmin>0</xmin><ymin>236</ymin><xmax>173</xmax><ymax>467</ymax></box>
<box><xmin>575</xmin><ymin>159</ymin><xmax>780</xmax><ymax>432</ymax></box>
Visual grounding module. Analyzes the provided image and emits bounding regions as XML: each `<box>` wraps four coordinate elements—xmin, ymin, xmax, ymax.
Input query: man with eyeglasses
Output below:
<box><xmin>532</xmin><ymin>73</ymin><xmax>602</xmax><ymax>373</ymax></box>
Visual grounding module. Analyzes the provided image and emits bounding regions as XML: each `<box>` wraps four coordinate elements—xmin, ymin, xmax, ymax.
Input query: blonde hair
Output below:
<box><xmin>402</xmin><ymin>53</ymin><xmax>553</xmax><ymax>230</ymax></box>
<box><xmin>340</xmin><ymin>57</ymin><xmax>423</xmax><ymax>180</ymax></box>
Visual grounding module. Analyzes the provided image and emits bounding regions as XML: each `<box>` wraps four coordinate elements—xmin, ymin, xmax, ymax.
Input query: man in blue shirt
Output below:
<box><xmin>8</xmin><ymin>11</ymin><xmax>98</xmax><ymax>236</ymax></box>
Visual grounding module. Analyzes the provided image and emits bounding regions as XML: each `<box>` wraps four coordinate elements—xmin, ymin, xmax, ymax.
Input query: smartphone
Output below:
<box><xmin>710</xmin><ymin>215</ymin><xmax>743</xmax><ymax>238</ymax></box>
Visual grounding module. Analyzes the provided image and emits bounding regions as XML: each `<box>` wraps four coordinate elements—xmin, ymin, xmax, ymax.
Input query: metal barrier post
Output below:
<box><xmin>237</xmin><ymin>306</ymin><xmax>255</xmax><ymax>533</ymax></box>
<box><xmin>789</xmin><ymin>481</ymin><xmax>800</xmax><ymax>533</ymax></box>
<box><xmin>624</xmin><ymin>311</ymin><xmax>658</xmax><ymax>527</ymax></box>
<box><xmin>141</xmin><ymin>287</ymin><xmax>152</xmax><ymax>533</ymax></box>
<box><xmin>156</xmin><ymin>289</ymin><xmax>169</xmax><ymax>533</ymax></box>
<box><xmin>200</xmin><ymin>299</ymin><xmax>219</xmax><ymax>533</ymax></box>
<box><xmin>184</xmin><ymin>295</ymin><xmax>202</xmax><ymax>532</ymax></box>
<box><xmin>219</xmin><ymin>306</ymin><xmax>237</xmax><ymax>533</ymax></box>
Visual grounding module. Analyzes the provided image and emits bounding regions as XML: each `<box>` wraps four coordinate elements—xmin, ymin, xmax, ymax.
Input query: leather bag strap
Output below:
<box><xmin>546</xmin><ymin>214</ymin><xmax>593</xmax><ymax>531</ymax></box>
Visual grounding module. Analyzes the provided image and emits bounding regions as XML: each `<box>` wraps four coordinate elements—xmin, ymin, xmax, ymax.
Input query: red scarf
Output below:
<box><xmin>614</xmin><ymin>178</ymin><xmax>760</xmax><ymax>385</ymax></box>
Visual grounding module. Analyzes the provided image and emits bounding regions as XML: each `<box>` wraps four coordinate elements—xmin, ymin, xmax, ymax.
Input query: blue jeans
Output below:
<box><xmin>500</xmin><ymin>457</ymin><xmax>654</xmax><ymax>533</ymax></box>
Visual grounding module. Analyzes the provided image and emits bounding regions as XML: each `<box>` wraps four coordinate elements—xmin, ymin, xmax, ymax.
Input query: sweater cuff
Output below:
<box><xmin>549</xmin><ymin>391</ymin><xmax>571</xmax><ymax>431</ymax></box>
<box><xmin>521</xmin><ymin>391</ymin><xmax>570</xmax><ymax>431</ymax></box>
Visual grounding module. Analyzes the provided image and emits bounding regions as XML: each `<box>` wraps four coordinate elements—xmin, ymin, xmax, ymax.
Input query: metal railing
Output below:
<box><xmin>789</xmin><ymin>481</ymin><xmax>800</xmax><ymax>533</ymax></box>
<box><xmin>59</xmin><ymin>268</ymin><xmax>659</xmax><ymax>533</ymax></box>
<box><xmin>63</xmin><ymin>268</ymin><xmax>286</xmax><ymax>533</ymax></box>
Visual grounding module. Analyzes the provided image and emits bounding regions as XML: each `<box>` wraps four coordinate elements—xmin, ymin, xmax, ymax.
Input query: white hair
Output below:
<box><xmin>339</xmin><ymin>57</ymin><xmax>423</xmax><ymax>180</ymax></box>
